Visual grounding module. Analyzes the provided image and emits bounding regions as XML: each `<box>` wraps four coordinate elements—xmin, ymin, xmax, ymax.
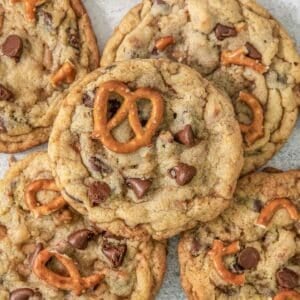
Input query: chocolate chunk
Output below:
<box><xmin>89</xmin><ymin>157</ymin><xmax>112</xmax><ymax>175</ymax></box>
<box><xmin>215</xmin><ymin>23</ymin><xmax>237</xmax><ymax>41</ymax></box>
<box><xmin>0</xmin><ymin>84</ymin><xmax>13</xmax><ymax>101</ymax></box>
<box><xmin>175</xmin><ymin>124</ymin><xmax>195</xmax><ymax>146</ymax></box>
<box><xmin>276</xmin><ymin>268</ymin><xmax>299</xmax><ymax>289</ymax></box>
<box><xmin>108</xmin><ymin>99</ymin><xmax>121</xmax><ymax>119</ymax></box>
<box><xmin>253</xmin><ymin>199</ymin><xmax>264</xmax><ymax>213</ymax></box>
<box><xmin>2</xmin><ymin>35</ymin><xmax>23</xmax><ymax>61</ymax></box>
<box><xmin>126</xmin><ymin>178</ymin><xmax>152</xmax><ymax>198</ymax></box>
<box><xmin>29</xmin><ymin>243</ymin><xmax>43</xmax><ymax>268</ymax></box>
<box><xmin>9</xmin><ymin>288</ymin><xmax>34</xmax><ymax>300</ymax></box>
<box><xmin>169</xmin><ymin>163</ymin><xmax>197</xmax><ymax>186</ymax></box>
<box><xmin>245</xmin><ymin>42</ymin><xmax>262</xmax><ymax>61</ymax></box>
<box><xmin>68</xmin><ymin>229</ymin><xmax>95</xmax><ymax>250</ymax></box>
<box><xmin>102</xmin><ymin>241</ymin><xmax>127</xmax><ymax>268</ymax></box>
<box><xmin>82</xmin><ymin>92</ymin><xmax>94</xmax><ymax>108</ymax></box>
<box><xmin>237</xmin><ymin>247</ymin><xmax>260</xmax><ymax>269</ymax></box>
<box><xmin>88</xmin><ymin>181</ymin><xmax>111</xmax><ymax>206</ymax></box>
<box><xmin>290</xmin><ymin>255</ymin><xmax>300</xmax><ymax>265</ymax></box>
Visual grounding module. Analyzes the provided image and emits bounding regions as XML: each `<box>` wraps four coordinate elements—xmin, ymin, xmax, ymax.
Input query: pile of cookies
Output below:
<box><xmin>0</xmin><ymin>0</ymin><xmax>299</xmax><ymax>299</ymax></box>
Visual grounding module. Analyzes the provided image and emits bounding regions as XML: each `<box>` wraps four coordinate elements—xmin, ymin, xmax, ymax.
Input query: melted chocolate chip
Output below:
<box><xmin>68</xmin><ymin>229</ymin><xmax>95</xmax><ymax>250</ymax></box>
<box><xmin>108</xmin><ymin>99</ymin><xmax>121</xmax><ymax>119</ymax></box>
<box><xmin>253</xmin><ymin>199</ymin><xmax>264</xmax><ymax>213</ymax></box>
<box><xmin>238</xmin><ymin>247</ymin><xmax>260</xmax><ymax>269</ymax></box>
<box><xmin>169</xmin><ymin>163</ymin><xmax>197</xmax><ymax>186</ymax></box>
<box><xmin>126</xmin><ymin>178</ymin><xmax>152</xmax><ymax>198</ymax></box>
<box><xmin>2</xmin><ymin>35</ymin><xmax>23</xmax><ymax>61</ymax></box>
<box><xmin>82</xmin><ymin>93</ymin><xmax>94</xmax><ymax>108</ymax></box>
<box><xmin>245</xmin><ymin>42</ymin><xmax>262</xmax><ymax>61</ymax></box>
<box><xmin>276</xmin><ymin>268</ymin><xmax>299</xmax><ymax>289</ymax></box>
<box><xmin>88</xmin><ymin>181</ymin><xmax>111</xmax><ymax>206</ymax></box>
<box><xmin>29</xmin><ymin>243</ymin><xmax>43</xmax><ymax>268</ymax></box>
<box><xmin>89</xmin><ymin>157</ymin><xmax>112</xmax><ymax>175</ymax></box>
<box><xmin>0</xmin><ymin>84</ymin><xmax>13</xmax><ymax>101</ymax></box>
<box><xmin>215</xmin><ymin>23</ymin><xmax>237</xmax><ymax>41</ymax></box>
<box><xmin>9</xmin><ymin>288</ymin><xmax>34</xmax><ymax>300</ymax></box>
<box><xmin>175</xmin><ymin>125</ymin><xmax>195</xmax><ymax>146</ymax></box>
<box><xmin>102</xmin><ymin>241</ymin><xmax>127</xmax><ymax>268</ymax></box>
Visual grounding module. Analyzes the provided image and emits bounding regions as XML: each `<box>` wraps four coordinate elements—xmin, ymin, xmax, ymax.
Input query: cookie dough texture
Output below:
<box><xmin>101</xmin><ymin>0</ymin><xmax>300</xmax><ymax>174</ymax></box>
<box><xmin>0</xmin><ymin>152</ymin><xmax>166</xmax><ymax>299</ymax></box>
<box><xmin>0</xmin><ymin>0</ymin><xmax>100</xmax><ymax>153</ymax></box>
<box><xmin>179</xmin><ymin>170</ymin><xmax>300</xmax><ymax>299</ymax></box>
<box><xmin>48</xmin><ymin>59</ymin><xmax>243</xmax><ymax>240</ymax></box>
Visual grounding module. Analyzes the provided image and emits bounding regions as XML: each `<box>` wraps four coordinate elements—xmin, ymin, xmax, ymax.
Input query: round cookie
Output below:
<box><xmin>48</xmin><ymin>59</ymin><xmax>243</xmax><ymax>240</ymax></box>
<box><xmin>101</xmin><ymin>0</ymin><xmax>300</xmax><ymax>174</ymax></box>
<box><xmin>178</xmin><ymin>170</ymin><xmax>300</xmax><ymax>299</ymax></box>
<box><xmin>0</xmin><ymin>0</ymin><xmax>100</xmax><ymax>153</ymax></box>
<box><xmin>0</xmin><ymin>152</ymin><xmax>166</xmax><ymax>299</ymax></box>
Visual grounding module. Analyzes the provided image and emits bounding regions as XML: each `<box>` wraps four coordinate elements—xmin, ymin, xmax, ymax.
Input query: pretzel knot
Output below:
<box><xmin>11</xmin><ymin>0</ymin><xmax>41</xmax><ymax>21</ymax></box>
<box><xmin>25</xmin><ymin>179</ymin><xmax>66</xmax><ymax>217</ymax></box>
<box><xmin>274</xmin><ymin>290</ymin><xmax>300</xmax><ymax>300</ymax></box>
<box><xmin>33</xmin><ymin>249</ymin><xmax>104</xmax><ymax>295</ymax></box>
<box><xmin>238</xmin><ymin>92</ymin><xmax>264</xmax><ymax>145</ymax></box>
<box><xmin>92</xmin><ymin>81</ymin><xmax>165</xmax><ymax>154</ymax></box>
<box><xmin>256</xmin><ymin>198</ymin><xmax>299</xmax><ymax>228</ymax></box>
<box><xmin>208</xmin><ymin>240</ymin><xmax>245</xmax><ymax>286</ymax></box>
<box><xmin>221</xmin><ymin>47</ymin><xmax>267</xmax><ymax>74</ymax></box>
<box><xmin>51</xmin><ymin>61</ymin><xmax>77</xmax><ymax>88</ymax></box>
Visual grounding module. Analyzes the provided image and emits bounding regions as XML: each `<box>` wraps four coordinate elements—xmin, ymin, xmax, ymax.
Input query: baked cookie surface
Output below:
<box><xmin>48</xmin><ymin>59</ymin><xmax>243</xmax><ymax>240</ymax></box>
<box><xmin>179</xmin><ymin>170</ymin><xmax>300</xmax><ymax>299</ymax></box>
<box><xmin>101</xmin><ymin>0</ymin><xmax>300</xmax><ymax>174</ymax></box>
<box><xmin>0</xmin><ymin>0</ymin><xmax>100</xmax><ymax>153</ymax></box>
<box><xmin>0</xmin><ymin>152</ymin><xmax>166</xmax><ymax>299</ymax></box>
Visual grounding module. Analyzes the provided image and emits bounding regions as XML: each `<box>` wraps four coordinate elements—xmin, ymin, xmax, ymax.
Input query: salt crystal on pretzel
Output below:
<box><xmin>51</xmin><ymin>61</ymin><xmax>77</xmax><ymax>88</ymax></box>
<box><xmin>11</xmin><ymin>0</ymin><xmax>41</xmax><ymax>21</ymax></box>
<box><xmin>208</xmin><ymin>240</ymin><xmax>245</xmax><ymax>286</ymax></box>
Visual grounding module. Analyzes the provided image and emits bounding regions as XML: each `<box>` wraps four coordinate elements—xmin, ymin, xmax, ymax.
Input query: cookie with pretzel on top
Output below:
<box><xmin>0</xmin><ymin>152</ymin><xmax>166</xmax><ymax>299</ymax></box>
<box><xmin>179</xmin><ymin>169</ymin><xmax>300</xmax><ymax>299</ymax></box>
<box><xmin>101</xmin><ymin>0</ymin><xmax>300</xmax><ymax>174</ymax></box>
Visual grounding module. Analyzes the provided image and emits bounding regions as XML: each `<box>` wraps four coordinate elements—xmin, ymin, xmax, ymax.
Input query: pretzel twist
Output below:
<box><xmin>221</xmin><ymin>47</ymin><xmax>267</xmax><ymax>74</ymax></box>
<box><xmin>92</xmin><ymin>81</ymin><xmax>164</xmax><ymax>154</ymax></box>
<box><xmin>238</xmin><ymin>92</ymin><xmax>264</xmax><ymax>145</ymax></box>
<box><xmin>11</xmin><ymin>0</ymin><xmax>41</xmax><ymax>21</ymax></box>
<box><xmin>33</xmin><ymin>249</ymin><xmax>104</xmax><ymax>295</ymax></box>
<box><xmin>51</xmin><ymin>61</ymin><xmax>77</xmax><ymax>87</ymax></box>
<box><xmin>256</xmin><ymin>198</ymin><xmax>299</xmax><ymax>228</ymax></box>
<box><xmin>208</xmin><ymin>240</ymin><xmax>245</xmax><ymax>286</ymax></box>
<box><xmin>274</xmin><ymin>290</ymin><xmax>300</xmax><ymax>300</ymax></box>
<box><xmin>25</xmin><ymin>179</ymin><xmax>66</xmax><ymax>217</ymax></box>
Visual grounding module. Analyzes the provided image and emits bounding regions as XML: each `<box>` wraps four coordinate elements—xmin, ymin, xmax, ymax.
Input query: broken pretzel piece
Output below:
<box><xmin>273</xmin><ymin>290</ymin><xmax>300</xmax><ymax>300</ymax></box>
<box><xmin>51</xmin><ymin>61</ymin><xmax>77</xmax><ymax>88</ymax></box>
<box><xmin>11</xmin><ymin>0</ymin><xmax>41</xmax><ymax>21</ymax></box>
<box><xmin>208</xmin><ymin>240</ymin><xmax>245</xmax><ymax>286</ymax></box>
<box><xmin>256</xmin><ymin>198</ymin><xmax>299</xmax><ymax>228</ymax></box>
<box><xmin>155</xmin><ymin>36</ymin><xmax>175</xmax><ymax>51</ymax></box>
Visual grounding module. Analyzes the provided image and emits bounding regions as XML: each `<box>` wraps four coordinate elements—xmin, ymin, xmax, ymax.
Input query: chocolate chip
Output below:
<box><xmin>215</xmin><ymin>23</ymin><xmax>237</xmax><ymax>41</ymax></box>
<box><xmin>126</xmin><ymin>178</ymin><xmax>152</xmax><ymax>198</ymax></box>
<box><xmin>68</xmin><ymin>229</ymin><xmax>95</xmax><ymax>250</ymax></box>
<box><xmin>82</xmin><ymin>93</ymin><xmax>94</xmax><ymax>108</ymax></box>
<box><xmin>102</xmin><ymin>241</ymin><xmax>127</xmax><ymax>268</ymax></box>
<box><xmin>108</xmin><ymin>99</ymin><xmax>121</xmax><ymax>119</ymax></box>
<box><xmin>9</xmin><ymin>288</ymin><xmax>34</xmax><ymax>300</ymax></box>
<box><xmin>67</xmin><ymin>28</ymin><xmax>80</xmax><ymax>49</ymax></box>
<box><xmin>276</xmin><ymin>268</ymin><xmax>299</xmax><ymax>289</ymax></box>
<box><xmin>29</xmin><ymin>243</ymin><xmax>43</xmax><ymax>268</ymax></box>
<box><xmin>89</xmin><ymin>157</ymin><xmax>112</xmax><ymax>175</ymax></box>
<box><xmin>0</xmin><ymin>84</ymin><xmax>13</xmax><ymax>101</ymax></box>
<box><xmin>169</xmin><ymin>163</ymin><xmax>197</xmax><ymax>186</ymax></box>
<box><xmin>88</xmin><ymin>181</ymin><xmax>111</xmax><ymax>206</ymax></box>
<box><xmin>2</xmin><ymin>35</ymin><xmax>23</xmax><ymax>61</ymax></box>
<box><xmin>290</xmin><ymin>255</ymin><xmax>300</xmax><ymax>265</ymax></box>
<box><xmin>253</xmin><ymin>199</ymin><xmax>264</xmax><ymax>213</ymax></box>
<box><xmin>245</xmin><ymin>42</ymin><xmax>262</xmax><ymax>61</ymax></box>
<box><xmin>175</xmin><ymin>124</ymin><xmax>195</xmax><ymax>146</ymax></box>
<box><xmin>237</xmin><ymin>247</ymin><xmax>260</xmax><ymax>269</ymax></box>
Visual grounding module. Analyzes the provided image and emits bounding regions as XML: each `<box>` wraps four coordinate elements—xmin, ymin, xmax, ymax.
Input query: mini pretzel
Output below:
<box><xmin>25</xmin><ymin>179</ymin><xmax>66</xmax><ymax>217</ymax></box>
<box><xmin>208</xmin><ymin>240</ymin><xmax>245</xmax><ymax>286</ymax></box>
<box><xmin>274</xmin><ymin>290</ymin><xmax>300</xmax><ymax>300</ymax></box>
<box><xmin>221</xmin><ymin>47</ymin><xmax>267</xmax><ymax>74</ymax></box>
<box><xmin>11</xmin><ymin>0</ymin><xmax>41</xmax><ymax>21</ymax></box>
<box><xmin>238</xmin><ymin>91</ymin><xmax>264</xmax><ymax>145</ymax></box>
<box><xmin>155</xmin><ymin>36</ymin><xmax>175</xmax><ymax>51</ymax></box>
<box><xmin>256</xmin><ymin>198</ymin><xmax>299</xmax><ymax>228</ymax></box>
<box><xmin>92</xmin><ymin>81</ymin><xmax>164</xmax><ymax>154</ymax></box>
<box><xmin>51</xmin><ymin>61</ymin><xmax>77</xmax><ymax>87</ymax></box>
<box><xmin>33</xmin><ymin>249</ymin><xmax>104</xmax><ymax>295</ymax></box>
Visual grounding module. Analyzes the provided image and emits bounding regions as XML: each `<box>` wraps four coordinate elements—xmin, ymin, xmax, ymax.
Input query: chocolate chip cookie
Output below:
<box><xmin>48</xmin><ymin>59</ymin><xmax>243</xmax><ymax>240</ymax></box>
<box><xmin>0</xmin><ymin>152</ymin><xmax>167</xmax><ymax>299</ymax></box>
<box><xmin>0</xmin><ymin>0</ymin><xmax>100</xmax><ymax>153</ymax></box>
<box><xmin>179</xmin><ymin>170</ymin><xmax>300</xmax><ymax>299</ymax></box>
<box><xmin>101</xmin><ymin>0</ymin><xmax>300</xmax><ymax>174</ymax></box>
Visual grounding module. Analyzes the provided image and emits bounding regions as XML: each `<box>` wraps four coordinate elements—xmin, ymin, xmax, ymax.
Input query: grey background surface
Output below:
<box><xmin>0</xmin><ymin>1</ymin><xmax>299</xmax><ymax>299</ymax></box>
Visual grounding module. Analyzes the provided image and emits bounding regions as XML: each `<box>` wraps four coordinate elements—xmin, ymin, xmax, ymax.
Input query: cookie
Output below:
<box><xmin>101</xmin><ymin>0</ymin><xmax>300</xmax><ymax>174</ymax></box>
<box><xmin>0</xmin><ymin>152</ymin><xmax>166</xmax><ymax>299</ymax></box>
<box><xmin>0</xmin><ymin>0</ymin><xmax>100</xmax><ymax>153</ymax></box>
<box><xmin>48</xmin><ymin>58</ymin><xmax>243</xmax><ymax>240</ymax></box>
<box><xmin>178</xmin><ymin>170</ymin><xmax>300</xmax><ymax>299</ymax></box>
